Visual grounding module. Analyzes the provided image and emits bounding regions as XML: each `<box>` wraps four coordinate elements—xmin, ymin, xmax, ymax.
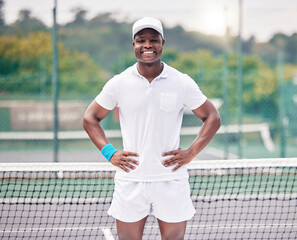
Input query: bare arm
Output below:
<box><xmin>162</xmin><ymin>99</ymin><xmax>221</xmax><ymax>171</ymax></box>
<box><xmin>83</xmin><ymin>100</ymin><xmax>138</xmax><ymax>172</ymax></box>
<box><xmin>83</xmin><ymin>100</ymin><xmax>110</xmax><ymax>150</ymax></box>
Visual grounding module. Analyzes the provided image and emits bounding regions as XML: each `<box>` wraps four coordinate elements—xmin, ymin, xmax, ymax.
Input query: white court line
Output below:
<box><xmin>185</xmin><ymin>223</ymin><xmax>297</xmax><ymax>230</ymax></box>
<box><xmin>0</xmin><ymin>123</ymin><xmax>274</xmax><ymax>151</ymax></box>
<box><xmin>1</xmin><ymin>223</ymin><xmax>296</xmax><ymax>239</ymax></box>
<box><xmin>0</xmin><ymin>226</ymin><xmax>115</xmax><ymax>240</ymax></box>
<box><xmin>200</xmin><ymin>146</ymin><xmax>238</xmax><ymax>159</ymax></box>
<box><xmin>101</xmin><ymin>228</ymin><xmax>115</xmax><ymax>240</ymax></box>
<box><xmin>144</xmin><ymin>223</ymin><xmax>297</xmax><ymax>230</ymax></box>
<box><xmin>2</xmin><ymin>223</ymin><xmax>296</xmax><ymax>233</ymax></box>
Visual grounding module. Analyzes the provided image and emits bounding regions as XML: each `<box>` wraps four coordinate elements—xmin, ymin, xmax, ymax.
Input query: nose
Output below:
<box><xmin>144</xmin><ymin>40</ymin><xmax>152</xmax><ymax>48</ymax></box>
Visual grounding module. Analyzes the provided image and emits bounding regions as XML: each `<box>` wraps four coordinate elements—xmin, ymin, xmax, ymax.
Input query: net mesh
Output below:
<box><xmin>1</xmin><ymin>158</ymin><xmax>297</xmax><ymax>240</ymax></box>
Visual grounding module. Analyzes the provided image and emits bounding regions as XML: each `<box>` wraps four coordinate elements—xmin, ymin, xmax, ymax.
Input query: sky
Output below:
<box><xmin>3</xmin><ymin>0</ymin><xmax>297</xmax><ymax>42</ymax></box>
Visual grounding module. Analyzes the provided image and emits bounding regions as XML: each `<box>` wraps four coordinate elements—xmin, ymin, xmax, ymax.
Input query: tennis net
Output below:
<box><xmin>0</xmin><ymin>158</ymin><xmax>296</xmax><ymax>240</ymax></box>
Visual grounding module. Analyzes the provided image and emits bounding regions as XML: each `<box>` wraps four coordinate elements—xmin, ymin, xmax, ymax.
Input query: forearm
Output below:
<box><xmin>188</xmin><ymin>113</ymin><xmax>221</xmax><ymax>158</ymax></box>
<box><xmin>83</xmin><ymin>116</ymin><xmax>109</xmax><ymax>150</ymax></box>
<box><xmin>162</xmin><ymin>114</ymin><xmax>220</xmax><ymax>171</ymax></box>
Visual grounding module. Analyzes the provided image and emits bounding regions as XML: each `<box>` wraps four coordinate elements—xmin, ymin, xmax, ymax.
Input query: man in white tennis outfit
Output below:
<box><xmin>83</xmin><ymin>17</ymin><xmax>221</xmax><ymax>240</ymax></box>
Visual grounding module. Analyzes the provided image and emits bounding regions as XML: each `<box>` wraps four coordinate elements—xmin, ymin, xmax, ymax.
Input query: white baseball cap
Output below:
<box><xmin>132</xmin><ymin>17</ymin><xmax>164</xmax><ymax>40</ymax></box>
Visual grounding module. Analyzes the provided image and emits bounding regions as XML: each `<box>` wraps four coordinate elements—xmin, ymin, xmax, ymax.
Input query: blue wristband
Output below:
<box><xmin>101</xmin><ymin>143</ymin><xmax>117</xmax><ymax>162</ymax></box>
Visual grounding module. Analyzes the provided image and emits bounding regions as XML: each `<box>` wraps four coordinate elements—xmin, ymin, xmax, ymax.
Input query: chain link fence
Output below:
<box><xmin>0</xmin><ymin>18</ymin><xmax>297</xmax><ymax>163</ymax></box>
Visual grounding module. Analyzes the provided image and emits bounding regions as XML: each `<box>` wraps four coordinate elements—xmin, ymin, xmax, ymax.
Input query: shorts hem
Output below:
<box><xmin>153</xmin><ymin>210</ymin><xmax>196</xmax><ymax>223</ymax></box>
<box><xmin>108</xmin><ymin>209</ymin><xmax>195</xmax><ymax>223</ymax></box>
<box><xmin>107</xmin><ymin>209</ymin><xmax>149</xmax><ymax>223</ymax></box>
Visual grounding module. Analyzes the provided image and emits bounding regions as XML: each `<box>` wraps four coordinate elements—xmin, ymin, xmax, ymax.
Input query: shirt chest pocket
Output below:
<box><xmin>160</xmin><ymin>92</ymin><xmax>178</xmax><ymax>112</ymax></box>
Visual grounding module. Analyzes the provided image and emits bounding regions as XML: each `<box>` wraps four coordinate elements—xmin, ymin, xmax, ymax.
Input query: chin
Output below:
<box><xmin>139</xmin><ymin>58</ymin><xmax>160</xmax><ymax>64</ymax></box>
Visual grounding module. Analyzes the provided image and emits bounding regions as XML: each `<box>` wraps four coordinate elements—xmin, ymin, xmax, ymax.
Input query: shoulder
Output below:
<box><xmin>110</xmin><ymin>63</ymin><xmax>138</xmax><ymax>83</ymax></box>
<box><xmin>105</xmin><ymin>64</ymin><xmax>136</xmax><ymax>85</ymax></box>
<box><xmin>163</xmin><ymin>63</ymin><xmax>195</xmax><ymax>84</ymax></box>
<box><xmin>164</xmin><ymin>63</ymin><xmax>183</xmax><ymax>76</ymax></box>
<box><xmin>119</xmin><ymin>63</ymin><xmax>137</xmax><ymax>78</ymax></box>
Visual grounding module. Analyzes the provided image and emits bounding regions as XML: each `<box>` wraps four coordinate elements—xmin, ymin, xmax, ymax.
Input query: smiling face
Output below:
<box><xmin>133</xmin><ymin>28</ymin><xmax>165</xmax><ymax>65</ymax></box>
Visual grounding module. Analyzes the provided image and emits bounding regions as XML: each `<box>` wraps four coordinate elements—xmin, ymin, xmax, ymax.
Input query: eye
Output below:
<box><xmin>151</xmin><ymin>38</ymin><xmax>161</xmax><ymax>43</ymax></box>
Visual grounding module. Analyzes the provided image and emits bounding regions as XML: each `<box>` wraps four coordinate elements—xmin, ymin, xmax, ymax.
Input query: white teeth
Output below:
<box><xmin>143</xmin><ymin>51</ymin><xmax>154</xmax><ymax>54</ymax></box>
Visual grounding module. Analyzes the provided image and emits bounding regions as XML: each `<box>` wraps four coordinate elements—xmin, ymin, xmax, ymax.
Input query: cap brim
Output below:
<box><xmin>133</xmin><ymin>25</ymin><xmax>163</xmax><ymax>39</ymax></box>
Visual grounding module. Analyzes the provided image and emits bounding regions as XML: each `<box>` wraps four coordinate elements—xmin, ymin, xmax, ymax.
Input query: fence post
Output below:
<box><xmin>236</xmin><ymin>0</ymin><xmax>243</xmax><ymax>158</ymax></box>
<box><xmin>277</xmin><ymin>50</ymin><xmax>286</xmax><ymax>157</ymax></box>
<box><xmin>52</xmin><ymin>0</ymin><xmax>59</xmax><ymax>162</ymax></box>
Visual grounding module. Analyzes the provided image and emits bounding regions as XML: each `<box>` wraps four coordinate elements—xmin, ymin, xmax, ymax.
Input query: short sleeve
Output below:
<box><xmin>95</xmin><ymin>77</ymin><xmax>118</xmax><ymax>110</ymax></box>
<box><xmin>183</xmin><ymin>75</ymin><xmax>207</xmax><ymax>110</ymax></box>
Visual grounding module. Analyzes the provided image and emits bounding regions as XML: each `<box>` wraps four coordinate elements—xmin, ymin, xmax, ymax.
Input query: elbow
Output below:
<box><xmin>83</xmin><ymin>110</ymin><xmax>103</xmax><ymax>131</ymax></box>
<box><xmin>83</xmin><ymin>101</ymin><xmax>108</xmax><ymax>131</ymax></box>
<box><xmin>215</xmin><ymin>113</ymin><xmax>221</xmax><ymax>131</ymax></box>
<box><xmin>201</xmin><ymin>112</ymin><xmax>221</xmax><ymax>133</ymax></box>
<box><xmin>83</xmin><ymin>112</ymin><xmax>96</xmax><ymax>131</ymax></box>
<box><xmin>82</xmin><ymin>114</ymin><xmax>90</xmax><ymax>131</ymax></box>
<box><xmin>209</xmin><ymin>111</ymin><xmax>221</xmax><ymax>132</ymax></box>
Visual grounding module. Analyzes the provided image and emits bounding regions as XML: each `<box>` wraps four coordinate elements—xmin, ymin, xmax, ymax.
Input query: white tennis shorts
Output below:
<box><xmin>107</xmin><ymin>178</ymin><xmax>196</xmax><ymax>223</ymax></box>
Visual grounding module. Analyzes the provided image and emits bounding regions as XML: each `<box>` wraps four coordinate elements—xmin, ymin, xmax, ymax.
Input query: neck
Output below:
<box><xmin>137</xmin><ymin>61</ymin><xmax>163</xmax><ymax>83</ymax></box>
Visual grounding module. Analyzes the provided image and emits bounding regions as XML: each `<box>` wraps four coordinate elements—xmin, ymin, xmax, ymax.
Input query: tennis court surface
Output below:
<box><xmin>1</xmin><ymin>158</ymin><xmax>296</xmax><ymax>239</ymax></box>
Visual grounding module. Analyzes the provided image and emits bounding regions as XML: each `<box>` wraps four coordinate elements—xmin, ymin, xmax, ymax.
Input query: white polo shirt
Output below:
<box><xmin>95</xmin><ymin>63</ymin><xmax>206</xmax><ymax>182</ymax></box>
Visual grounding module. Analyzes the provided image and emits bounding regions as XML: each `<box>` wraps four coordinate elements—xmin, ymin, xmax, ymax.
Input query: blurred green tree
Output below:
<box><xmin>10</xmin><ymin>9</ymin><xmax>48</xmax><ymax>36</ymax></box>
<box><xmin>0</xmin><ymin>32</ymin><xmax>109</xmax><ymax>98</ymax></box>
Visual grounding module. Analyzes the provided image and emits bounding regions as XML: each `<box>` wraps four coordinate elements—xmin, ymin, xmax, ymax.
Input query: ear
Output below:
<box><xmin>132</xmin><ymin>41</ymin><xmax>135</xmax><ymax>47</ymax></box>
<box><xmin>162</xmin><ymin>38</ymin><xmax>165</xmax><ymax>46</ymax></box>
